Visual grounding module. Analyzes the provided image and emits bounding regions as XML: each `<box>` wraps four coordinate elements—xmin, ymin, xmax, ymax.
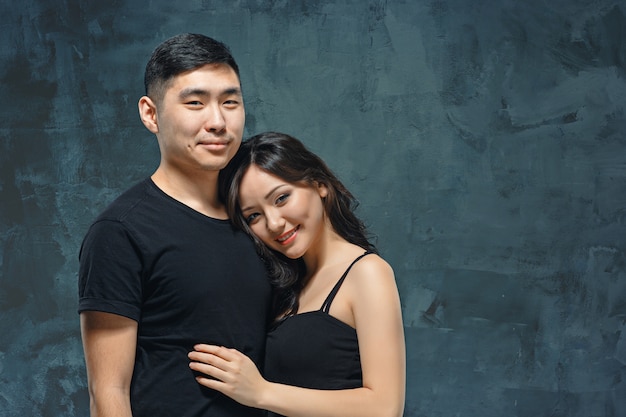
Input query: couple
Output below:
<box><xmin>78</xmin><ymin>33</ymin><xmax>405</xmax><ymax>417</ymax></box>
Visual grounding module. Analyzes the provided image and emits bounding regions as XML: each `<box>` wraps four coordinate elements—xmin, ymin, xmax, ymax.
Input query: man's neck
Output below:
<box><xmin>151</xmin><ymin>167</ymin><xmax>228</xmax><ymax>219</ymax></box>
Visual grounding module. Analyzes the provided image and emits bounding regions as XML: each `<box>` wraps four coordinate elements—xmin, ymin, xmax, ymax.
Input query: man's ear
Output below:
<box><xmin>138</xmin><ymin>96</ymin><xmax>159</xmax><ymax>134</ymax></box>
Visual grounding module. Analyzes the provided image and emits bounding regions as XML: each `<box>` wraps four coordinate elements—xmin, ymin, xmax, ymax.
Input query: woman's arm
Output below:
<box><xmin>188</xmin><ymin>255</ymin><xmax>405</xmax><ymax>417</ymax></box>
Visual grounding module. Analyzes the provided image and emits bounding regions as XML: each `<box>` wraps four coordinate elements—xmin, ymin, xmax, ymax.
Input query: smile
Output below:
<box><xmin>198</xmin><ymin>140</ymin><xmax>228</xmax><ymax>147</ymax></box>
<box><xmin>276</xmin><ymin>226</ymin><xmax>299</xmax><ymax>245</ymax></box>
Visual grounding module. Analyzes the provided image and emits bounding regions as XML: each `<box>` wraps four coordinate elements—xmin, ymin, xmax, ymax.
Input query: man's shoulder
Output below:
<box><xmin>94</xmin><ymin>178</ymin><xmax>154</xmax><ymax>222</ymax></box>
<box><xmin>82</xmin><ymin>179</ymin><xmax>162</xmax><ymax>247</ymax></box>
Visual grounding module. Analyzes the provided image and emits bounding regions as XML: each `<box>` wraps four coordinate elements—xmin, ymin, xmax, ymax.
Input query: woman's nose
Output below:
<box><xmin>265</xmin><ymin>209</ymin><xmax>285</xmax><ymax>233</ymax></box>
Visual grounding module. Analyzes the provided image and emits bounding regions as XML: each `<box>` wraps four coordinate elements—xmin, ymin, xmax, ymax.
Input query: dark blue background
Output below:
<box><xmin>1</xmin><ymin>1</ymin><xmax>625</xmax><ymax>416</ymax></box>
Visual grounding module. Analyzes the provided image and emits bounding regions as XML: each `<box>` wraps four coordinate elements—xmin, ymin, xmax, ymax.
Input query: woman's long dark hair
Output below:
<box><xmin>219</xmin><ymin>132</ymin><xmax>377</xmax><ymax>317</ymax></box>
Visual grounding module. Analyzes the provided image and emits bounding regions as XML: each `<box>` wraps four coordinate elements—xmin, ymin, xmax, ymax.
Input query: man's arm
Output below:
<box><xmin>80</xmin><ymin>311</ymin><xmax>138</xmax><ymax>417</ymax></box>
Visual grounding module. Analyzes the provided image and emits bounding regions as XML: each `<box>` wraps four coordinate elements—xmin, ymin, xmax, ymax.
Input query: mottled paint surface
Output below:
<box><xmin>1</xmin><ymin>1</ymin><xmax>625</xmax><ymax>416</ymax></box>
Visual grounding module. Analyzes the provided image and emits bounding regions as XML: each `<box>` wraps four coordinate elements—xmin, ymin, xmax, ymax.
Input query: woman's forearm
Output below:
<box><xmin>256</xmin><ymin>382</ymin><xmax>404</xmax><ymax>417</ymax></box>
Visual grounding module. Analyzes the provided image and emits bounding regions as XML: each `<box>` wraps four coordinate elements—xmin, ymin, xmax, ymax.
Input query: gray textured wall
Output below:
<box><xmin>1</xmin><ymin>1</ymin><xmax>625</xmax><ymax>416</ymax></box>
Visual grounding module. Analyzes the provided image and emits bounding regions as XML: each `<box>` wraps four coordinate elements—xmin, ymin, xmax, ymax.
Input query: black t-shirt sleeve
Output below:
<box><xmin>78</xmin><ymin>219</ymin><xmax>143</xmax><ymax>321</ymax></box>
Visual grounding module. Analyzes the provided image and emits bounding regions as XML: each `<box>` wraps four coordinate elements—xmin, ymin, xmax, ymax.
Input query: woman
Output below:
<box><xmin>188</xmin><ymin>132</ymin><xmax>405</xmax><ymax>417</ymax></box>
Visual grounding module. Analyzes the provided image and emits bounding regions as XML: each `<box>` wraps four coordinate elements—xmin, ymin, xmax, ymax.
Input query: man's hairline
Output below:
<box><xmin>147</xmin><ymin>62</ymin><xmax>242</xmax><ymax>105</ymax></box>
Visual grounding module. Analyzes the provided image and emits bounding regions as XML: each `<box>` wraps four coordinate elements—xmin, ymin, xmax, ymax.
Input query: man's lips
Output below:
<box><xmin>196</xmin><ymin>140</ymin><xmax>230</xmax><ymax>152</ymax></box>
<box><xmin>198</xmin><ymin>140</ymin><xmax>229</xmax><ymax>147</ymax></box>
<box><xmin>276</xmin><ymin>226</ymin><xmax>299</xmax><ymax>245</ymax></box>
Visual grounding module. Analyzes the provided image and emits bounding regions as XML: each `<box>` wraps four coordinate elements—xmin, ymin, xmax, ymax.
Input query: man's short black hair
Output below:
<box><xmin>144</xmin><ymin>33</ymin><xmax>240</xmax><ymax>102</ymax></box>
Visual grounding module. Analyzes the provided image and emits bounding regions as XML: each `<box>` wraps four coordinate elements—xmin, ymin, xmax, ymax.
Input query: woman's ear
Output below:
<box><xmin>138</xmin><ymin>96</ymin><xmax>159</xmax><ymax>134</ymax></box>
<box><xmin>316</xmin><ymin>182</ymin><xmax>329</xmax><ymax>198</ymax></box>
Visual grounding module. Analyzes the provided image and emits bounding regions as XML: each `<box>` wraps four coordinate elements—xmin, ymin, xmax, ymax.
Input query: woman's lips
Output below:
<box><xmin>276</xmin><ymin>226</ymin><xmax>299</xmax><ymax>245</ymax></box>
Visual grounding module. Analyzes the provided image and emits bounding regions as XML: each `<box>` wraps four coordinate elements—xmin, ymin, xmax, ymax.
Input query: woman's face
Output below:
<box><xmin>238</xmin><ymin>164</ymin><xmax>328</xmax><ymax>259</ymax></box>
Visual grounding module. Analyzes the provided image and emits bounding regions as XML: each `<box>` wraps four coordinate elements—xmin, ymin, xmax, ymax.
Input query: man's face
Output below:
<box><xmin>152</xmin><ymin>63</ymin><xmax>245</xmax><ymax>175</ymax></box>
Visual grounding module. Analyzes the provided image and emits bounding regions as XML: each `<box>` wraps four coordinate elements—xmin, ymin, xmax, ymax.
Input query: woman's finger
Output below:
<box><xmin>189</xmin><ymin>359</ymin><xmax>219</xmax><ymax>375</ymax></box>
<box><xmin>188</xmin><ymin>350</ymin><xmax>230</xmax><ymax>371</ymax></box>
<box><xmin>194</xmin><ymin>344</ymin><xmax>240</xmax><ymax>361</ymax></box>
<box><xmin>195</xmin><ymin>374</ymin><xmax>228</xmax><ymax>393</ymax></box>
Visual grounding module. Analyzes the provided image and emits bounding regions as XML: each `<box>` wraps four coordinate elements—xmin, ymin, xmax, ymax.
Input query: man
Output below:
<box><xmin>78</xmin><ymin>33</ymin><xmax>271</xmax><ymax>417</ymax></box>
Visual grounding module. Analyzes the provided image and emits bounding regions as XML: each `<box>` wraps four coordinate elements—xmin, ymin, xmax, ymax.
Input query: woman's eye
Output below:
<box><xmin>245</xmin><ymin>213</ymin><xmax>260</xmax><ymax>224</ymax></box>
<box><xmin>275</xmin><ymin>194</ymin><xmax>289</xmax><ymax>205</ymax></box>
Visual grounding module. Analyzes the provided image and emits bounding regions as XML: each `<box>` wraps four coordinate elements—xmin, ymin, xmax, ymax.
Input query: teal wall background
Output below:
<box><xmin>1</xmin><ymin>0</ymin><xmax>625</xmax><ymax>416</ymax></box>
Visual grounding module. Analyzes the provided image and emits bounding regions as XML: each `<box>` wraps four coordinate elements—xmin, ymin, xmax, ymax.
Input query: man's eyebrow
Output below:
<box><xmin>178</xmin><ymin>88</ymin><xmax>207</xmax><ymax>100</ymax></box>
<box><xmin>178</xmin><ymin>87</ymin><xmax>242</xmax><ymax>100</ymax></box>
<box><xmin>223</xmin><ymin>87</ymin><xmax>243</xmax><ymax>96</ymax></box>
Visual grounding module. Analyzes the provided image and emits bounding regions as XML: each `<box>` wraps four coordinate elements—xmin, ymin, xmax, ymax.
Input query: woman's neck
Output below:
<box><xmin>302</xmin><ymin>232</ymin><xmax>361</xmax><ymax>279</ymax></box>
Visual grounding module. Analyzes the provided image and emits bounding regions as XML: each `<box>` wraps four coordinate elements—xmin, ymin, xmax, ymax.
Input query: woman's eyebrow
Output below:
<box><xmin>240</xmin><ymin>184</ymin><xmax>287</xmax><ymax>212</ymax></box>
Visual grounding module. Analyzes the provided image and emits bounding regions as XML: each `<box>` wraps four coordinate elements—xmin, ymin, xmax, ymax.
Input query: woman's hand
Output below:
<box><xmin>188</xmin><ymin>344</ymin><xmax>268</xmax><ymax>408</ymax></box>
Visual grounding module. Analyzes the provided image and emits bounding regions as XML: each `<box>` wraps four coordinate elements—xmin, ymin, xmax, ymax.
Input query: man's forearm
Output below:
<box><xmin>89</xmin><ymin>388</ymin><xmax>133</xmax><ymax>417</ymax></box>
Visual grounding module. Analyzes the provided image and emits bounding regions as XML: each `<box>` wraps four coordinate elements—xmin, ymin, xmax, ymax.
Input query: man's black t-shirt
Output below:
<box><xmin>79</xmin><ymin>178</ymin><xmax>271</xmax><ymax>417</ymax></box>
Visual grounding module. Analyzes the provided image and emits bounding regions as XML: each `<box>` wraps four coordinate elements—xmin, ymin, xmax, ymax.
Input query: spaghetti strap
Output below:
<box><xmin>320</xmin><ymin>251</ymin><xmax>372</xmax><ymax>313</ymax></box>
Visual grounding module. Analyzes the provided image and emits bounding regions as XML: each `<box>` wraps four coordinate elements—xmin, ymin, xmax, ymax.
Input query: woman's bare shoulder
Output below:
<box><xmin>346</xmin><ymin>252</ymin><xmax>396</xmax><ymax>295</ymax></box>
<box><xmin>355</xmin><ymin>252</ymin><xmax>394</xmax><ymax>275</ymax></box>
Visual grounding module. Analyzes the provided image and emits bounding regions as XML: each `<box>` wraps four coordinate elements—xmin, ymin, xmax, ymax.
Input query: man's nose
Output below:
<box><xmin>204</xmin><ymin>104</ymin><xmax>226</xmax><ymax>132</ymax></box>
